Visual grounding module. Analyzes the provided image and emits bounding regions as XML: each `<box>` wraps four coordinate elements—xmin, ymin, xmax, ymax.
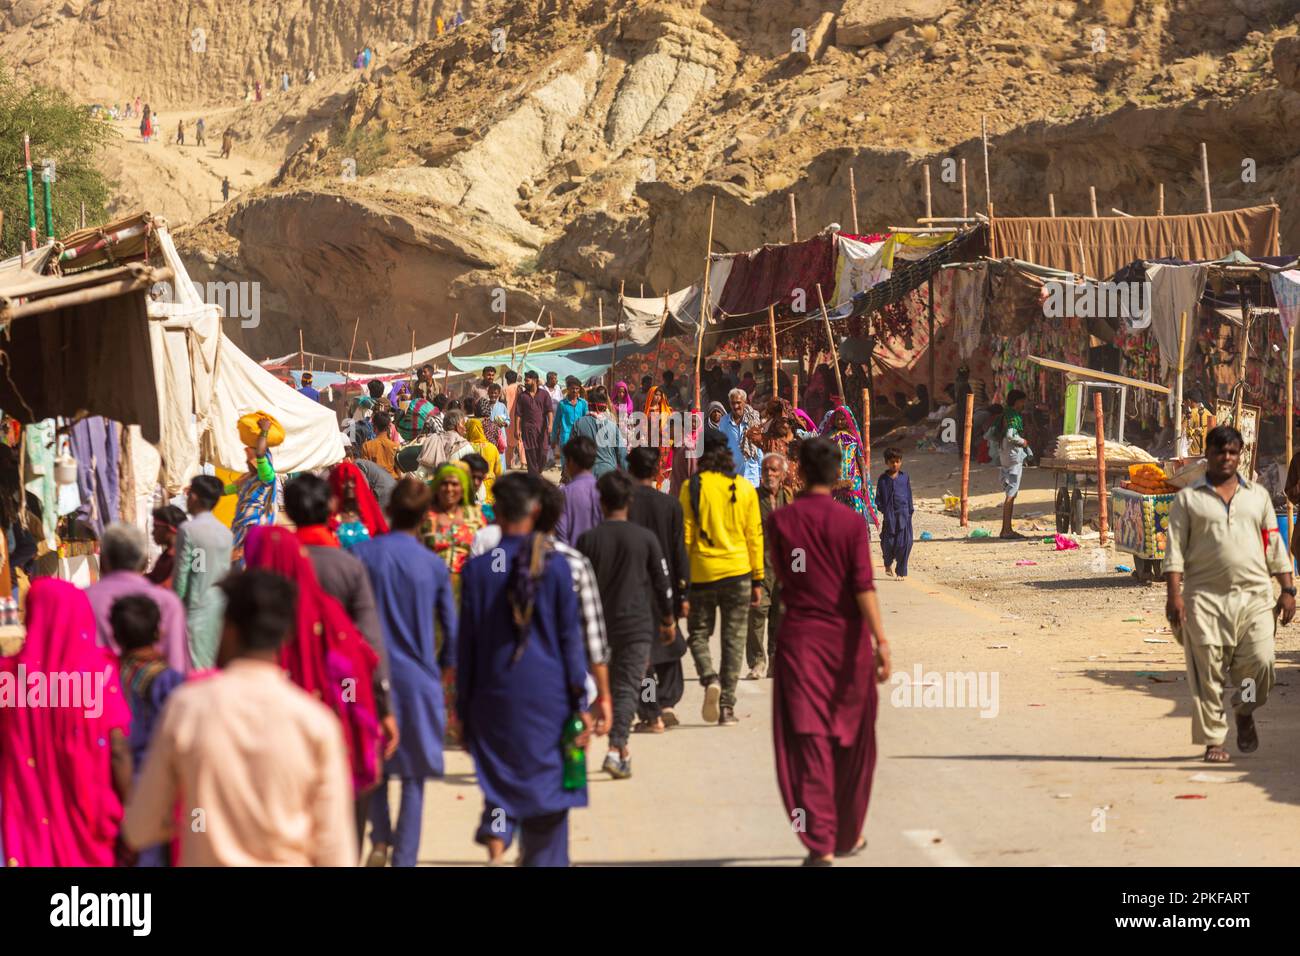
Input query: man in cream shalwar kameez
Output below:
<box><xmin>1164</xmin><ymin>426</ymin><xmax>1295</xmax><ymax>763</ymax></box>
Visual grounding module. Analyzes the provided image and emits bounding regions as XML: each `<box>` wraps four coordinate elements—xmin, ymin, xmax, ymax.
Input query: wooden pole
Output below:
<box><xmin>1235</xmin><ymin>283</ymin><xmax>1249</xmax><ymax>425</ymax></box>
<box><xmin>960</xmin><ymin>393</ymin><xmax>973</xmax><ymax>527</ymax></box>
<box><xmin>927</xmin><ymin>276</ymin><xmax>936</xmax><ymax>406</ymax></box>
<box><xmin>608</xmin><ymin>280</ymin><xmax>625</xmax><ymax>390</ymax></box>
<box><xmin>789</xmin><ymin>192</ymin><xmax>798</xmax><ymax>243</ymax></box>
<box><xmin>1158</xmin><ymin>182</ymin><xmax>1165</xmax><ymax>216</ymax></box>
<box><xmin>298</xmin><ymin>328</ymin><xmax>305</xmax><ymax>371</ymax></box>
<box><xmin>1200</xmin><ymin>142</ymin><xmax>1213</xmax><ymax>213</ymax></box>
<box><xmin>768</xmin><ymin>304</ymin><xmax>779</xmax><ymax>401</ymax></box>
<box><xmin>1094</xmin><ymin>391</ymin><xmax>1109</xmax><ymax>546</ymax></box>
<box><xmin>862</xmin><ymin>386</ymin><xmax>872</xmax><ymax>478</ymax></box>
<box><xmin>408</xmin><ymin>328</ymin><xmax>416</xmax><ymax>383</ymax></box>
<box><xmin>1174</xmin><ymin>310</ymin><xmax>1187</xmax><ymax>453</ymax></box>
<box><xmin>960</xmin><ymin>158</ymin><xmax>968</xmax><ymax>218</ymax></box>
<box><xmin>1025</xmin><ymin>227</ymin><xmax>1034</xmax><ymax>264</ymax></box>
<box><xmin>849</xmin><ymin>167</ymin><xmax>860</xmax><ymax>234</ymax></box>
<box><xmin>981</xmin><ymin>115</ymin><xmax>992</xmax><ymax>219</ymax></box>
<box><xmin>366</xmin><ymin>339</ymin><xmax>373</xmax><ymax>361</ymax></box>
<box><xmin>924</xmin><ymin>164</ymin><xmax>933</xmax><ymax>221</ymax></box>
<box><xmin>1089</xmin><ymin>186</ymin><xmax>1098</xmax><ymax>218</ymax></box>
<box><xmin>1048</xmin><ymin>193</ymin><xmax>1056</xmax><ymax>217</ymax></box>
<box><xmin>815</xmin><ymin>284</ymin><xmax>846</xmax><ymax>401</ymax></box>
<box><xmin>1288</xmin><ymin>321</ymin><xmax>1295</xmax><ymax>560</ymax></box>
<box><xmin>693</xmin><ymin>196</ymin><xmax>717</xmax><ymax>412</ymax></box>
<box><xmin>345</xmin><ymin>316</ymin><xmax>360</xmax><ymax>378</ymax></box>
<box><xmin>80</xmin><ymin>201</ymin><xmax>86</xmax><ymax>229</ymax></box>
<box><xmin>792</xmin><ymin>373</ymin><xmax>800</xmax><ymax>410</ymax></box>
<box><xmin>442</xmin><ymin>311</ymin><xmax>460</xmax><ymax>393</ymax></box>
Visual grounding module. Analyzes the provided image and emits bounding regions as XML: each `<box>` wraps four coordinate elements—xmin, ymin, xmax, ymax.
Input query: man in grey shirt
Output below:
<box><xmin>174</xmin><ymin>475</ymin><xmax>234</xmax><ymax>669</ymax></box>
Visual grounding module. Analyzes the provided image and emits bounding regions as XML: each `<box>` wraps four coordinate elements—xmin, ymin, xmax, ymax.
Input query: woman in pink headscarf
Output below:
<box><xmin>0</xmin><ymin>579</ymin><xmax>133</xmax><ymax>866</ymax></box>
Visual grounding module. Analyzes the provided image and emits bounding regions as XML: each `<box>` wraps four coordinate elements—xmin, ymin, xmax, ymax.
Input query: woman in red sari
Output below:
<box><xmin>765</xmin><ymin>436</ymin><xmax>892</xmax><ymax>866</ymax></box>
<box><xmin>243</xmin><ymin>525</ymin><xmax>382</xmax><ymax>795</ymax></box>
<box><xmin>0</xmin><ymin>579</ymin><xmax>133</xmax><ymax>866</ymax></box>
<box><xmin>643</xmin><ymin>385</ymin><xmax>675</xmax><ymax>490</ymax></box>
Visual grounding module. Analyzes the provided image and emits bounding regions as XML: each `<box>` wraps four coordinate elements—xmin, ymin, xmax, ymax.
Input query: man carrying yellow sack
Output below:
<box><xmin>229</xmin><ymin>415</ymin><xmax>280</xmax><ymax>563</ymax></box>
<box><xmin>1165</xmin><ymin>425</ymin><xmax>1295</xmax><ymax>763</ymax></box>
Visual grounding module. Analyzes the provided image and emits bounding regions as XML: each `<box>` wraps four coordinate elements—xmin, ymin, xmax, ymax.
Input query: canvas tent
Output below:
<box><xmin>147</xmin><ymin>227</ymin><xmax>343</xmax><ymax>492</ymax></box>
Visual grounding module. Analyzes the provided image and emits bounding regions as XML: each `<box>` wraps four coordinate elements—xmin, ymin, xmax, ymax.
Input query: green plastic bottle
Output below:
<box><xmin>561</xmin><ymin>713</ymin><xmax>587</xmax><ymax>791</ymax></box>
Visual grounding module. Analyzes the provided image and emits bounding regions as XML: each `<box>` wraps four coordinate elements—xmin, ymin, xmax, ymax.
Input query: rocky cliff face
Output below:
<box><xmin>35</xmin><ymin>0</ymin><xmax>1300</xmax><ymax>358</ymax></box>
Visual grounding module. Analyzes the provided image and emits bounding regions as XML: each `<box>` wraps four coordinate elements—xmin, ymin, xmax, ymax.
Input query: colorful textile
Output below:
<box><xmin>329</xmin><ymin>460</ymin><xmax>389</xmax><ymax>538</ymax></box>
<box><xmin>1272</xmin><ymin>270</ymin><xmax>1300</xmax><ymax>339</ymax></box>
<box><xmin>716</xmin><ymin>234</ymin><xmax>836</xmax><ymax>318</ymax></box>
<box><xmin>819</xmin><ymin>405</ymin><xmax>879</xmax><ymax>529</ymax></box>
<box><xmin>231</xmin><ymin>451</ymin><xmax>278</xmax><ymax>556</ymax></box>
<box><xmin>0</xmin><ymin>578</ymin><xmax>131</xmax><ymax>866</ymax></box>
<box><xmin>834</xmin><ymin>234</ymin><xmax>889</xmax><ymax>306</ymax></box>
<box><xmin>244</xmin><ymin>526</ymin><xmax>381</xmax><ymax>793</ymax></box>
<box><xmin>424</xmin><ymin>464</ymin><xmax>484</xmax><ymax>576</ymax></box>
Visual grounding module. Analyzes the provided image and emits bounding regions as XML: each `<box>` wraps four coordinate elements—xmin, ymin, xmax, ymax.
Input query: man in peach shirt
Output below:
<box><xmin>123</xmin><ymin>569</ymin><xmax>355</xmax><ymax>866</ymax></box>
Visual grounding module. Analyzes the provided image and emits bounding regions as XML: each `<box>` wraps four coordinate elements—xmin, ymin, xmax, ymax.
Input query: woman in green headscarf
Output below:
<box><xmin>421</xmin><ymin>461</ymin><xmax>484</xmax><ymax>584</ymax></box>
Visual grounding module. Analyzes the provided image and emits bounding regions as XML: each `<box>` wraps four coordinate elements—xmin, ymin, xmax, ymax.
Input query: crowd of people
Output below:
<box><xmin>0</xmin><ymin>353</ymin><xmax>895</xmax><ymax>869</ymax></box>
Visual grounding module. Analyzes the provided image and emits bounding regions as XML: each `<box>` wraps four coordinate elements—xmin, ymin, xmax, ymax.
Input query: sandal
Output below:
<box><xmin>1203</xmin><ymin>745</ymin><xmax>1231</xmax><ymax>763</ymax></box>
<box><xmin>633</xmin><ymin>719</ymin><xmax>665</xmax><ymax>734</ymax></box>
<box><xmin>835</xmin><ymin>836</ymin><xmax>868</xmax><ymax>858</ymax></box>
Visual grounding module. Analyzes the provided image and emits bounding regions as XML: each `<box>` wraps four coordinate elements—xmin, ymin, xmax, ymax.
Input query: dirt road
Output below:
<box><xmin>378</xmin><ymin>468</ymin><xmax>1300</xmax><ymax>865</ymax></box>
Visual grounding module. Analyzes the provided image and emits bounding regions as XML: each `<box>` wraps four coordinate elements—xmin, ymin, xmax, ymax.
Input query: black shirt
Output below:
<box><xmin>576</xmin><ymin>519</ymin><xmax>673</xmax><ymax>643</ymax></box>
<box><xmin>627</xmin><ymin>483</ymin><xmax>689</xmax><ymax>611</ymax></box>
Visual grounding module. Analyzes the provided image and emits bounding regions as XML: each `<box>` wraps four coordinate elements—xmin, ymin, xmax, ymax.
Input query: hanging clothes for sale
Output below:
<box><xmin>715</xmin><ymin>232</ymin><xmax>837</xmax><ymax>317</ymax></box>
<box><xmin>69</xmin><ymin>417</ymin><xmax>120</xmax><ymax>538</ymax></box>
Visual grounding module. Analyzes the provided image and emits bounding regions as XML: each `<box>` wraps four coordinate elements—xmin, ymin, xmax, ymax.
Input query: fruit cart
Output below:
<box><xmin>1111</xmin><ymin>487</ymin><xmax>1174</xmax><ymax>583</ymax></box>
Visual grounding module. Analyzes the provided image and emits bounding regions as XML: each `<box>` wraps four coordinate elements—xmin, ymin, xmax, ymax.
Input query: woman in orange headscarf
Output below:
<box><xmin>643</xmin><ymin>384</ymin><xmax>675</xmax><ymax>490</ymax></box>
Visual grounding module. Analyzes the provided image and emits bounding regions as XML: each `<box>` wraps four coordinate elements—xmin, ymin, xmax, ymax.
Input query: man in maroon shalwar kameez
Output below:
<box><xmin>766</xmin><ymin>436</ymin><xmax>892</xmax><ymax>866</ymax></box>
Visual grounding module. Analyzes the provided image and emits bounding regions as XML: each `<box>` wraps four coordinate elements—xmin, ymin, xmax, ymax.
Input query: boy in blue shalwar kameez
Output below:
<box><xmin>876</xmin><ymin>447</ymin><xmax>915</xmax><ymax>578</ymax></box>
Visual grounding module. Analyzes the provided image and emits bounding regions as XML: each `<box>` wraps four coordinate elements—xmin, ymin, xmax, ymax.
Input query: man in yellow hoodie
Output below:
<box><xmin>680</xmin><ymin>431</ymin><xmax>765</xmax><ymax>726</ymax></box>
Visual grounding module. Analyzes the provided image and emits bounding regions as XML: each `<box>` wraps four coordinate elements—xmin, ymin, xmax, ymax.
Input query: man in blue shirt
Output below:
<box><xmin>550</xmin><ymin>375</ymin><xmax>588</xmax><ymax>462</ymax></box>
<box><xmin>298</xmin><ymin>371</ymin><xmax>321</xmax><ymax>403</ymax></box>
<box><xmin>718</xmin><ymin>387</ymin><xmax>762</xmax><ymax>487</ymax></box>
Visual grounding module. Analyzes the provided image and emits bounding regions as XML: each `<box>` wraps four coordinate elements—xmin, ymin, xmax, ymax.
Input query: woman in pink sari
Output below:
<box><xmin>243</xmin><ymin>526</ymin><xmax>383</xmax><ymax>795</ymax></box>
<box><xmin>0</xmin><ymin>578</ymin><xmax>132</xmax><ymax>866</ymax></box>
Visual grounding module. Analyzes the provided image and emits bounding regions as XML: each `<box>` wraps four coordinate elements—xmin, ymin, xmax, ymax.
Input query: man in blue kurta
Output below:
<box><xmin>458</xmin><ymin>472</ymin><xmax>590</xmax><ymax>866</ymax></box>
<box><xmin>353</xmin><ymin>477</ymin><xmax>458</xmax><ymax>867</ymax></box>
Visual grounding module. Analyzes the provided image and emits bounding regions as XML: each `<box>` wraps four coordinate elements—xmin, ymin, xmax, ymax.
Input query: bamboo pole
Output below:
<box><xmin>1095</xmin><ymin>391</ymin><xmax>1109</xmax><ymax>546</ymax></box>
<box><xmin>1174</xmin><ymin>310</ymin><xmax>1187</xmax><ymax>454</ymax></box>
<box><xmin>960</xmin><ymin>393</ymin><xmax>973</xmax><ymax>527</ymax></box>
<box><xmin>1289</xmin><ymin>321</ymin><xmax>1295</xmax><ymax>561</ymax></box>
<box><xmin>924</xmin><ymin>164</ymin><xmax>933</xmax><ymax>221</ymax></box>
<box><xmin>849</xmin><ymin>167</ymin><xmax>860</xmax><ymax>234</ymax></box>
<box><xmin>927</xmin><ymin>276</ymin><xmax>936</xmax><ymax>406</ymax></box>
<box><xmin>1089</xmin><ymin>185</ymin><xmax>1098</xmax><ymax>218</ymax></box>
<box><xmin>981</xmin><ymin>115</ymin><xmax>992</xmax><ymax>219</ymax></box>
<box><xmin>298</xmin><ymin>328</ymin><xmax>305</xmax><ymax>371</ymax></box>
<box><xmin>960</xmin><ymin>158</ymin><xmax>968</xmax><ymax>218</ymax></box>
<box><xmin>768</xmin><ymin>304</ymin><xmax>779</xmax><ymax>400</ymax></box>
<box><xmin>862</xmin><ymin>386</ymin><xmax>872</xmax><ymax>477</ymax></box>
<box><xmin>41</xmin><ymin>170</ymin><xmax>53</xmax><ymax>240</ymax></box>
<box><xmin>345</xmin><ymin>315</ymin><xmax>360</xmax><ymax>379</ymax></box>
<box><xmin>789</xmin><ymin>192</ymin><xmax>798</xmax><ymax>243</ymax></box>
<box><xmin>693</xmin><ymin>197</ymin><xmax>717</xmax><ymax>413</ymax></box>
<box><xmin>815</xmin><ymin>284</ymin><xmax>846</xmax><ymax>401</ymax></box>
<box><xmin>1049</xmin><ymin>192</ymin><xmax>1056</xmax><ymax>217</ymax></box>
<box><xmin>442</xmin><ymin>312</ymin><xmax>460</xmax><ymax>393</ymax></box>
<box><xmin>1158</xmin><ymin>182</ymin><xmax>1165</xmax><ymax>216</ymax></box>
<box><xmin>1235</xmin><ymin>283</ymin><xmax>1248</xmax><ymax>425</ymax></box>
<box><xmin>1200</xmin><ymin>142</ymin><xmax>1213</xmax><ymax>213</ymax></box>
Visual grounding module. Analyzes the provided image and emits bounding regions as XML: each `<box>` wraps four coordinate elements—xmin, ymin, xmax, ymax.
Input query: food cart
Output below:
<box><xmin>1111</xmin><ymin>487</ymin><xmax>1175</xmax><ymax>582</ymax></box>
<box><xmin>1028</xmin><ymin>357</ymin><xmax>1171</xmax><ymax>535</ymax></box>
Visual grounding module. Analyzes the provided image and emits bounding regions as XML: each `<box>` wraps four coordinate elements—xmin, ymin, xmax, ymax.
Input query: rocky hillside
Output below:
<box><xmin>45</xmin><ymin>0</ymin><xmax>1300</xmax><ymax>357</ymax></box>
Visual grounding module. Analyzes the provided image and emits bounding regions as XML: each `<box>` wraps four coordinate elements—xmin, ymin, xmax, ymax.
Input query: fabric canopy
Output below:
<box><xmin>149</xmin><ymin>228</ymin><xmax>343</xmax><ymax>492</ymax></box>
<box><xmin>988</xmin><ymin>205</ymin><xmax>1281</xmax><ymax>277</ymax></box>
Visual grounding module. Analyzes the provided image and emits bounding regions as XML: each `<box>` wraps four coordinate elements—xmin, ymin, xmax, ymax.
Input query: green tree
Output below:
<box><xmin>0</xmin><ymin>67</ymin><xmax>116</xmax><ymax>258</ymax></box>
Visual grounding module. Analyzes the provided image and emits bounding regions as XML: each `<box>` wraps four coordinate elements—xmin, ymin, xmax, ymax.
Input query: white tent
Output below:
<box><xmin>149</xmin><ymin>227</ymin><xmax>343</xmax><ymax>493</ymax></box>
